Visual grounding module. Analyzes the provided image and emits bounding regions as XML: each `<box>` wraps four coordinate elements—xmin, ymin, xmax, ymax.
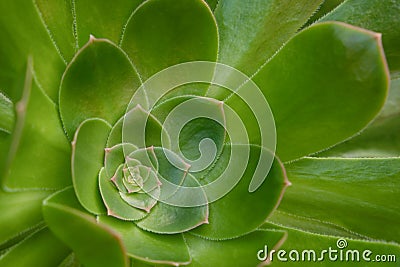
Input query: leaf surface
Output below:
<box><xmin>0</xmin><ymin>190</ymin><xmax>49</xmax><ymax>251</ymax></box>
<box><xmin>34</xmin><ymin>0</ymin><xmax>76</xmax><ymax>61</ymax></box>
<box><xmin>184</xmin><ymin>229</ymin><xmax>286</xmax><ymax>266</ymax></box>
<box><xmin>0</xmin><ymin>228</ymin><xmax>70</xmax><ymax>267</ymax></box>
<box><xmin>4</xmin><ymin>80</ymin><xmax>71</xmax><ymax>190</ymax></box>
<box><xmin>320</xmin><ymin>0</ymin><xmax>400</xmax><ymax>77</ymax></box>
<box><xmin>252</xmin><ymin>22</ymin><xmax>389</xmax><ymax>162</ymax></box>
<box><xmin>0</xmin><ymin>0</ymin><xmax>66</xmax><ymax>101</ymax></box>
<box><xmin>121</xmin><ymin>0</ymin><xmax>218</xmax><ymax>79</ymax></box>
<box><xmin>0</xmin><ymin>93</ymin><xmax>14</xmax><ymax>134</ymax></box>
<box><xmin>75</xmin><ymin>0</ymin><xmax>144</xmax><ymax>47</ymax></box>
<box><xmin>215</xmin><ymin>0</ymin><xmax>323</xmax><ymax>75</ymax></box>
<box><xmin>60</xmin><ymin>38</ymin><xmax>140</xmax><ymax>139</ymax></box>
<box><xmin>191</xmin><ymin>145</ymin><xmax>288</xmax><ymax>239</ymax></box>
<box><xmin>99</xmin><ymin>216</ymin><xmax>191</xmax><ymax>265</ymax></box>
<box><xmin>319</xmin><ymin>78</ymin><xmax>400</xmax><ymax>157</ymax></box>
<box><xmin>72</xmin><ymin>118</ymin><xmax>111</xmax><ymax>214</ymax></box>
<box><xmin>270</xmin><ymin>157</ymin><xmax>400</xmax><ymax>243</ymax></box>
<box><xmin>43</xmin><ymin>187</ymin><xmax>128</xmax><ymax>267</ymax></box>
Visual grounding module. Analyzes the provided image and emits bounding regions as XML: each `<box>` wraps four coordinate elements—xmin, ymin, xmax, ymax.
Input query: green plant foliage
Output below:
<box><xmin>0</xmin><ymin>0</ymin><xmax>399</xmax><ymax>266</ymax></box>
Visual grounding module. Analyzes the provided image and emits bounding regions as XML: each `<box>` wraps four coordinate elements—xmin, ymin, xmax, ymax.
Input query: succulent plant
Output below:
<box><xmin>0</xmin><ymin>0</ymin><xmax>399</xmax><ymax>266</ymax></box>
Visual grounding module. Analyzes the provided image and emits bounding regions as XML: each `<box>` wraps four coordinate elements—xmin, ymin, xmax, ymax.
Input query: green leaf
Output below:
<box><xmin>252</xmin><ymin>21</ymin><xmax>389</xmax><ymax>162</ymax></box>
<box><xmin>104</xmin><ymin>143</ymin><xmax>137</xmax><ymax>178</ymax></box>
<box><xmin>122</xmin><ymin>105</ymin><xmax>169</xmax><ymax>149</ymax></box>
<box><xmin>34</xmin><ymin>0</ymin><xmax>76</xmax><ymax>62</ymax></box>
<box><xmin>0</xmin><ymin>132</ymin><xmax>11</xmax><ymax>178</ymax></box>
<box><xmin>0</xmin><ymin>92</ymin><xmax>14</xmax><ymax>134</ymax></box>
<box><xmin>121</xmin><ymin>0</ymin><xmax>218</xmax><ymax>79</ymax></box>
<box><xmin>270</xmin><ymin>157</ymin><xmax>400</xmax><ymax>243</ymax></box>
<box><xmin>305</xmin><ymin>0</ymin><xmax>345</xmax><ymax>26</ymax></box>
<box><xmin>72</xmin><ymin>118</ymin><xmax>111</xmax><ymax>214</ymax></box>
<box><xmin>215</xmin><ymin>0</ymin><xmax>323</xmax><ymax>75</ymax></box>
<box><xmin>43</xmin><ymin>187</ymin><xmax>128</xmax><ymax>267</ymax></box>
<box><xmin>99</xmin><ymin>167</ymin><xmax>147</xmax><ymax>220</ymax></box>
<box><xmin>58</xmin><ymin>253</ymin><xmax>81</xmax><ymax>267</ymax></box>
<box><xmin>0</xmin><ymin>0</ymin><xmax>66</xmax><ymax>102</ymax></box>
<box><xmin>60</xmin><ymin>37</ymin><xmax>140</xmax><ymax>139</ymax></box>
<box><xmin>318</xmin><ymin>78</ymin><xmax>400</xmax><ymax>157</ymax></box>
<box><xmin>75</xmin><ymin>0</ymin><xmax>144</xmax><ymax>47</ymax></box>
<box><xmin>151</xmin><ymin>95</ymin><xmax>225</xmax><ymax>168</ymax></box>
<box><xmin>184</xmin><ymin>229</ymin><xmax>286</xmax><ymax>266</ymax></box>
<box><xmin>135</xmin><ymin>174</ymin><xmax>208</xmax><ymax>234</ymax></box>
<box><xmin>262</xmin><ymin>223</ymin><xmax>400</xmax><ymax>267</ymax></box>
<box><xmin>99</xmin><ymin>216</ymin><xmax>191</xmax><ymax>265</ymax></box>
<box><xmin>0</xmin><ymin>228</ymin><xmax>70</xmax><ymax>267</ymax></box>
<box><xmin>3</xmin><ymin>81</ymin><xmax>71</xmax><ymax>190</ymax></box>
<box><xmin>0</xmin><ymin>190</ymin><xmax>49</xmax><ymax>251</ymax></box>
<box><xmin>205</xmin><ymin>0</ymin><xmax>218</xmax><ymax>11</ymax></box>
<box><xmin>320</xmin><ymin>0</ymin><xmax>400</xmax><ymax>77</ymax></box>
<box><xmin>191</xmin><ymin>145</ymin><xmax>288</xmax><ymax>239</ymax></box>
<box><xmin>107</xmin><ymin>117</ymin><xmax>124</xmax><ymax>148</ymax></box>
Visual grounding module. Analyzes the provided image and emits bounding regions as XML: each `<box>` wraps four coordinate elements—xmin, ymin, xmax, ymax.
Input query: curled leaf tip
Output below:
<box><xmin>133</xmin><ymin>103</ymin><xmax>144</xmax><ymax>111</ymax></box>
<box><xmin>89</xmin><ymin>34</ymin><xmax>96</xmax><ymax>42</ymax></box>
<box><xmin>107</xmin><ymin>209</ymin><xmax>114</xmax><ymax>216</ymax></box>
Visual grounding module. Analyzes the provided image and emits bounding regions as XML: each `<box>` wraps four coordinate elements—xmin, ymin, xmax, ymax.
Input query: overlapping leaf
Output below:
<box><xmin>252</xmin><ymin>22</ymin><xmax>389</xmax><ymax>162</ymax></box>
<box><xmin>269</xmin><ymin>157</ymin><xmax>400</xmax><ymax>243</ymax></box>
<box><xmin>42</xmin><ymin>187</ymin><xmax>128</xmax><ymax>267</ymax></box>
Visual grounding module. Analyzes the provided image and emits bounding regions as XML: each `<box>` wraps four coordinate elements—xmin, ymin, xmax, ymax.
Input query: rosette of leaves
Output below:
<box><xmin>1</xmin><ymin>0</ymin><xmax>400</xmax><ymax>266</ymax></box>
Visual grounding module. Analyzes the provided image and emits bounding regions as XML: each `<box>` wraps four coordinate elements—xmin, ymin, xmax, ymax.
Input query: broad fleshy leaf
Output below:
<box><xmin>252</xmin><ymin>21</ymin><xmax>389</xmax><ymax>162</ymax></box>
<box><xmin>60</xmin><ymin>37</ymin><xmax>140</xmax><ymax>139</ymax></box>
<box><xmin>320</xmin><ymin>0</ymin><xmax>400</xmax><ymax>77</ymax></box>
<box><xmin>135</xmin><ymin>173</ymin><xmax>208</xmax><ymax>234</ymax></box>
<box><xmin>0</xmin><ymin>0</ymin><xmax>66</xmax><ymax>102</ymax></box>
<box><xmin>72</xmin><ymin>118</ymin><xmax>111</xmax><ymax>214</ymax></box>
<box><xmin>151</xmin><ymin>95</ymin><xmax>225</xmax><ymax>167</ymax></box>
<box><xmin>34</xmin><ymin>0</ymin><xmax>76</xmax><ymax>62</ymax></box>
<box><xmin>319</xmin><ymin>78</ymin><xmax>400</xmax><ymax>157</ymax></box>
<box><xmin>75</xmin><ymin>0</ymin><xmax>144</xmax><ymax>47</ymax></box>
<box><xmin>215</xmin><ymin>0</ymin><xmax>323</xmax><ymax>75</ymax></box>
<box><xmin>43</xmin><ymin>187</ymin><xmax>128</xmax><ymax>267</ymax></box>
<box><xmin>99</xmin><ymin>216</ymin><xmax>191</xmax><ymax>265</ymax></box>
<box><xmin>0</xmin><ymin>92</ymin><xmax>14</xmax><ymax>134</ymax></box>
<box><xmin>184</xmin><ymin>229</ymin><xmax>286</xmax><ymax>266</ymax></box>
<box><xmin>0</xmin><ymin>132</ymin><xmax>11</xmax><ymax>177</ymax></box>
<box><xmin>0</xmin><ymin>228</ymin><xmax>70</xmax><ymax>267</ymax></box>
<box><xmin>121</xmin><ymin>0</ymin><xmax>218</xmax><ymax>79</ymax></box>
<box><xmin>305</xmin><ymin>0</ymin><xmax>345</xmax><ymax>26</ymax></box>
<box><xmin>58</xmin><ymin>253</ymin><xmax>81</xmax><ymax>267</ymax></box>
<box><xmin>0</xmin><ymin>190</ymin><xmax>49</xmax><ymax>251</ymax></box>
<box><xmin>191</xmin><ymin>145</ymin><xmax>288</xmax><ymax>239</ymax></box>
<box><xmin>205</xmin><ymin>0</ymin><xmax>218</xmax><ymax>11</ymax></box>
<box><xmin>4</xmin><ymin>80</ymin><xmax>71</xmax><ymax>190</ymax></box>
<box><xmin>270</xmin><ymin>157</ymin><xmax>400</xmax><ymax>243</ymax></box>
